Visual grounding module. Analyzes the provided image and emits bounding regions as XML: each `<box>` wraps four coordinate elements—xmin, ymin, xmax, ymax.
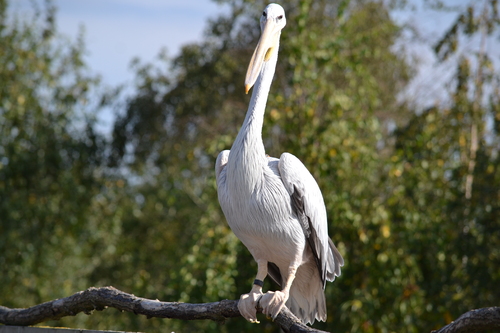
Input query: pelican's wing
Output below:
<box><xmin>278</xmin><ymin>153</ymin><xmax>343</xmax><ymax>287</ymax></box>
<box><xmin>215</xmin><ymin>150</ymin><xmax>230</xmax><ymax>184</ymax></box>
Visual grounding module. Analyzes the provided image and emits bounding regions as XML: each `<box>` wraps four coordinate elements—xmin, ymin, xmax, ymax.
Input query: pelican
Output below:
<box><xmin>215</xmin><ymin>3</ymin><xmax>343</xmax><ymax>324</ymax></box>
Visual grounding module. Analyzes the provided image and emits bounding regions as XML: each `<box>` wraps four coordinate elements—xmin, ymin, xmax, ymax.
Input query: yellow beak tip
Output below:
<box><xmin>245</xmin><ymin>84</ymin><xmax>251</xmax><ymax>94</ymax></box>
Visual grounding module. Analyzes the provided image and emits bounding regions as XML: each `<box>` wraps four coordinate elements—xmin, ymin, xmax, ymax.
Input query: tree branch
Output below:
<box><xmin>431</xmin><ymin>307</ymin><xmax>500</xmax><ymax>333</ymax></box>
<box><xmin>0</xmin><ymin>286</ymin><xmax>328</xmax><ymax>333</ymax></box>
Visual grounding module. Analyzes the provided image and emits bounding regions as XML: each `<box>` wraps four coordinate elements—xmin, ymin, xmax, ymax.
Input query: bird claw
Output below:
<box><xmin>259</xmin><ymin>290</ymin><xmax>287</xmax><ymax>320</ymax></box>
<box><xmin>238</xmin><ymin>290</ymin><xmax>263</xmax><ymax>323</ymax></box>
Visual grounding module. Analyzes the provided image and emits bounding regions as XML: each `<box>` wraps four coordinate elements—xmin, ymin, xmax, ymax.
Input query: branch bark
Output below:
<box><xmin>0</xmin><ymin>286</ymin><xmax>327</xmax><ymax>333</ymax></box>
<box><xmin>2</xmin><ymin>287</ymin><xmax>499</xmax><ymax>333</ymax></box>
<box><xmin>431</xmin><ymin>307</ymin><xmax>500</xmax><ymax>333</ymax></box>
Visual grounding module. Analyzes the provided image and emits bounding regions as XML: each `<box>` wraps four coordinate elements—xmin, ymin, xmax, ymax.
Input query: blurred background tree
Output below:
<box><xmin>0</xmin><ymin>0</ymin><xmax>113</xmax><ymax>307</ymax></box>
<box><xmin>1</xmin><ymin>0</ymin><xmax>499</xmax><ymax>332</ymax></box>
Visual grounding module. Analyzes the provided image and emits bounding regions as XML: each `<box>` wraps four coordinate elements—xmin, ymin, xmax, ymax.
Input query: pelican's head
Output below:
<box><xmin>245</xmin><ymin>3</ymin><xmax>286</xmax><ymax>94</ymax></box>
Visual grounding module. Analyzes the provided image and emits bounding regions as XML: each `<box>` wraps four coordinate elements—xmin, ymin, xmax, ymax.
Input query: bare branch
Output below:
<box><xmin>0</xmin><ymin>286</ymin><xmax>328</xmax><ymax>333</ymax></box>
<box><xmin>431</xmin><ymin>307</ymin><xmax>500</xmax><ymax>333</ymax></box>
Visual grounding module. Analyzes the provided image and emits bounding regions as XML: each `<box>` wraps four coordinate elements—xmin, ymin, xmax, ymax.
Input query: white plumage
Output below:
<box><xmin>215</xmin><ymin>3</ymin><xmax>343</xmax><ymax>324</ymax></box>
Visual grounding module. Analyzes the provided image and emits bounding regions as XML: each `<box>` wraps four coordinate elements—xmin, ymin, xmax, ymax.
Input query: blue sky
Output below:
<box><xmin>10</xmin><ymin>0</ymin><xmax>228</xmax><ymax>87</ymax></box>
<box><xmin>9</xmin><ymin>0</ymin><xmax>492</xmax><ymax>129</ymax></box>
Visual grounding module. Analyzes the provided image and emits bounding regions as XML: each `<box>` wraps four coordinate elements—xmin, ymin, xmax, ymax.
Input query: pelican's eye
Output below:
<box><xmin>262</xmin><ymin>11</ymin><xmax>267</xmax><ymax>17</ymax></box>
<box><xmin>278</xmin><ymin>15</ymin><xmax>283</xmax><ymax>20</ymax></box>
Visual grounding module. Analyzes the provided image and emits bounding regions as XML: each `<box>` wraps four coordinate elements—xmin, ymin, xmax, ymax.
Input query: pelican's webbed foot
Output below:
<box><xmin>259</xmin><ymin>290</ymin><xmax>288</xmax><ymax>320</ymax></box>
<box><xmin>238</xmin><ymin>289</ymin><xmax>264</xmax><ymax>323</ymax></box>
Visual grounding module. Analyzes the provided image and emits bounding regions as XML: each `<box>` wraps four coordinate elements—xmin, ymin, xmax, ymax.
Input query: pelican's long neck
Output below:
<box><xmin>227</xmin><ymin>41</ymin><xmax>279</xmax><ymax>191</ymax></box>
<box><xmin>236</xmin><ymin>51</ymin><xmax>278</xmax><ymax>153</ymax></box>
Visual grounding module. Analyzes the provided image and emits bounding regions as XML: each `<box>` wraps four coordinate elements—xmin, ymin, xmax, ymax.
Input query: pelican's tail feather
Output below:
<box><xmin>286</xmin><ymin>261</ymin><xmax>327</xmax><ymax>325</ymax></box>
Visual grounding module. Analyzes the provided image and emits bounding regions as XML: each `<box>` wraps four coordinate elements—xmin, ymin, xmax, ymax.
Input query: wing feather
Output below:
<box><xmin>215</xmin><ymin>150</ymin><xmax>230</xmax><ymax>183</ymax></box>
<box><xmin>267</xmin><ymin>262</ymin><xmax>283</xmax><ymax>287</ymax></box>
<box><xmin>278</xmin><ymin>152</ymin><xmax>343</xmax><ymax>287</ymax></box>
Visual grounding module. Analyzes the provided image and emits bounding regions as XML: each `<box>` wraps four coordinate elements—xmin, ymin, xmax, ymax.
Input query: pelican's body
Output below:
<box><xmin>215</xmin><ymin>3</ymin><xmax>343</xmax><ymax>324</ymax></box>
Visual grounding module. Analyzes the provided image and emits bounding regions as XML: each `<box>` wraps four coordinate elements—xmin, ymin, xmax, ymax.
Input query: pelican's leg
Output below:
<box><xmin>260</xmin><ymin>265</ymin><xmax>298</xmax><ymax>320</ymax></box>
<box><xmin>238</xmin><ymin>259</ymin><xmax>268</xmax><ymax>323</ymax></box>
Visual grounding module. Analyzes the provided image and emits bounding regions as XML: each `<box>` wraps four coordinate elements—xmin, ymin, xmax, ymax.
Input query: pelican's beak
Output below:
<box><xmin>244</xmin><ymin>19</ymin><xmax>280</xmax><ymax>94</ymax></box>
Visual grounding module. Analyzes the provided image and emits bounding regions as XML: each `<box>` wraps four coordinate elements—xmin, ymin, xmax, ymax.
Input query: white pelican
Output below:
<box><xmin>215</xmin><ymin>3</ymin><xmax>343</xmax><ymax>324</ymax></box>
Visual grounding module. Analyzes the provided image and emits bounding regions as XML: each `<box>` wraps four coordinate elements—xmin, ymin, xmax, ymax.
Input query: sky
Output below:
<box><xmin>8</xmin><ymin>0</ymin><xmax>465</xmax><ymax>92</ymax></box>
<box><xmin>9</xmin><ymin>0</ymin><xmax>230</xmax><ymax>132</ymax></box>
<box><xmin>8</xmin><ymin>0</ymin><xmax>492</xmax><ymax>131</ymax></box>
<box><xmin>10</xmin><ymin>0</ymin><xmax>228</xmax><ymax>87</ymax></box>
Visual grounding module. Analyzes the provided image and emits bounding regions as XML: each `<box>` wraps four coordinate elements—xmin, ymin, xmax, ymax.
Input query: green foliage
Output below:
<box><xmin>388</xmin><ymin>2</ymin><xmax>500</xmax><ymax>330</ymax></box>
<box><xmin>1</xmin><ymin>0</ymin><xmax>499</xmax><ymax>332</ymax></box>
<box><xmin>0</xmin><ymin>0</ymin><xmax>111</xmax><ymax>315</ymax></box>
